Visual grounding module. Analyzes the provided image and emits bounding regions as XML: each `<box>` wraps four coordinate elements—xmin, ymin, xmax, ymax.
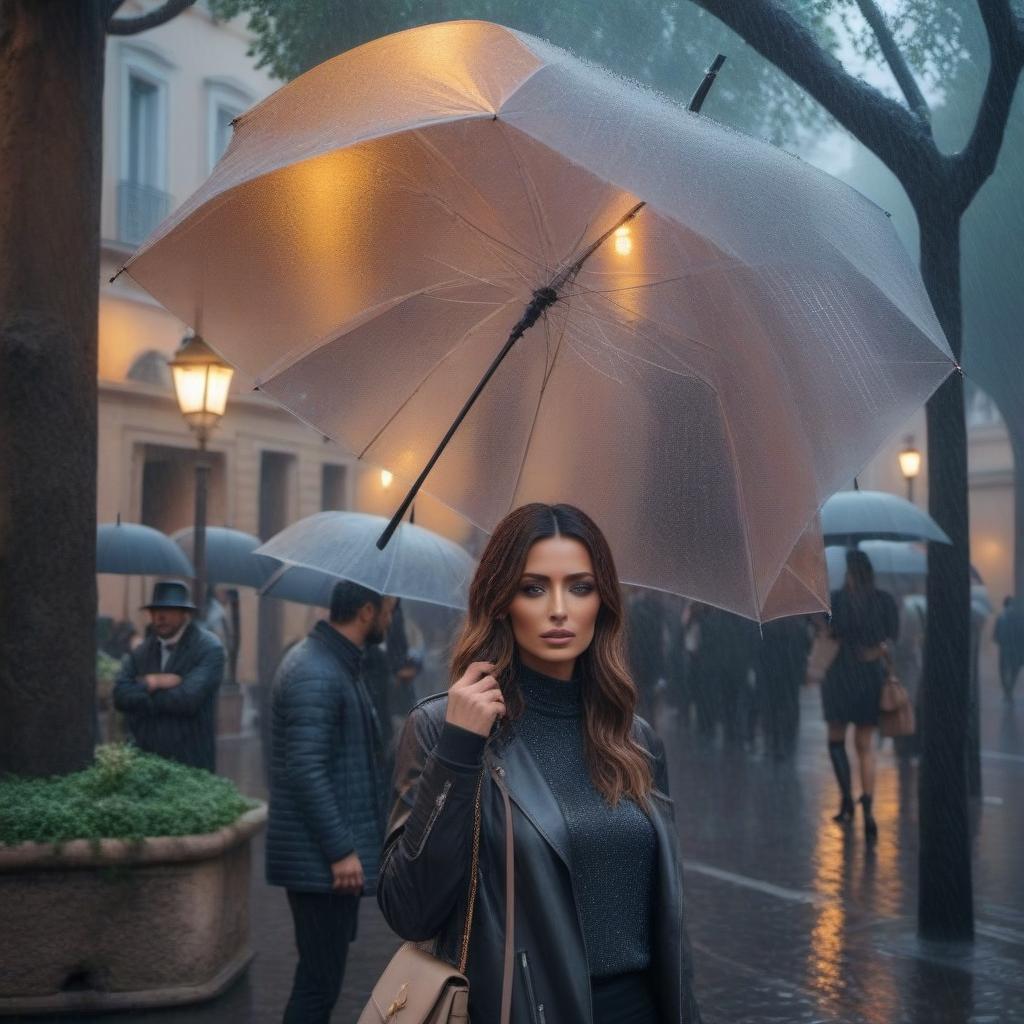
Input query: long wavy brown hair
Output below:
<box><xmin>450</xmin><ymin>503</ymin><xmax>653</xmax><ymax>806</ymax></box>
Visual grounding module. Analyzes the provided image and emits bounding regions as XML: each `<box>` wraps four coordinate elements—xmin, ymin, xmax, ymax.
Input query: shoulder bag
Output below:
<box><xmin>358</xmin><ymin>768</ymin><xmax>515</xmax><ymax>1024</ymax></box>
<box><xmin>878</xmin><ymin>644</ymin><xmax>915</xmax><ymax>738</ymax></box>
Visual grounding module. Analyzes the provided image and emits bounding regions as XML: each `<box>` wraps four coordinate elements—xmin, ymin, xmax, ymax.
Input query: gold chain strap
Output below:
<box><xmin>457</xmin><ymin>770</ymin><xmax>485</xmax><ymax>974</ymax></box>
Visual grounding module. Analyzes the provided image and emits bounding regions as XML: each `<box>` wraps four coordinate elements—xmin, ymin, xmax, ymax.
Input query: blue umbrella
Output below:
<box><xmin>821</xmin><ymin>490</ymin><xmax>951</xmax><ymax>547</ymax></box>
<box><xmin>172</xmin><ymin>526</ymin><xmax>273</xmax><ymax>588</ymax></box>
<box><xmin>97</xmin><ymin>519</ymin><xmax>194</xmax><ymax>577</ymax></box>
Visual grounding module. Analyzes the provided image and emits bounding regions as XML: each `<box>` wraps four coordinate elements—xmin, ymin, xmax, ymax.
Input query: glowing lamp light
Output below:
<box><xmin>380</xmin><ymin>468</ymin><xmax>394</xmax><ymax>489</ymax></box>
<box><xmin>898</xmin><ymin>439</ymin><xmax>922</xmax><ymax>481</ymax></box>
<box><xmin>169</xmin><ymin>333</ymin><xmax>234</xmax><ymax>444</ymax></box>
<box><xmin>613</xmin><ymin>225</ymin><xmax>633</xmax><ymax>256</ymax></box>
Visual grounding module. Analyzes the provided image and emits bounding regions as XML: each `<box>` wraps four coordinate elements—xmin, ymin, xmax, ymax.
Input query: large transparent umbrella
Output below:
<box><xmin>256</xmin><ymin>511</ymin><xmax>475</xmax><ymax>610</ymax></box>
<box><xmin>120</xmin><ymin>21</ymin><xmax>955</xmax><ymax>621</ymax></box>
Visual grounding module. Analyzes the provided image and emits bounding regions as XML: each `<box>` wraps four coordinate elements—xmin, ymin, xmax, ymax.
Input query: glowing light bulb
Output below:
<box><xmin>613</xmin><ymin>225</ymin><xmax>633</xmax><ymax>256</ymax></box>
<box><xmin>380</xmin><ymin>469</ymin><xmax>394</xmax><ymax>489</ymax></box>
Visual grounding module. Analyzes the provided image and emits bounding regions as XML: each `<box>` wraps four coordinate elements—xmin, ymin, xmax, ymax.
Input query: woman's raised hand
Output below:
<box><xmin>446</xmin><ymin>661</ymin><xmax>506</xmax><ymax>737</ymax></box>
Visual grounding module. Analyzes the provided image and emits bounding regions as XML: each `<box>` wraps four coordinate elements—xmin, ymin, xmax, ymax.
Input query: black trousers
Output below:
<box><xmin>284</xmin><ymin>889</ymin><xmax>360</xmax><ymax>1024</ymax></box>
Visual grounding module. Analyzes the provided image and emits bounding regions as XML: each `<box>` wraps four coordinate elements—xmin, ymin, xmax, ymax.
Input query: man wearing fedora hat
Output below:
<box><xmin>113</xmin><ymin>580</ymin><xmax>226</xmax><ymax>771</ymax></box>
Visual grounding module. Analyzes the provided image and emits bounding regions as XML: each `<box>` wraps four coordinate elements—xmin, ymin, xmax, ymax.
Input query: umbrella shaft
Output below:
<box><xmin>376</xmin><ymin>288</ymin><xmax>557</xmax><ymax>550</ymax></box>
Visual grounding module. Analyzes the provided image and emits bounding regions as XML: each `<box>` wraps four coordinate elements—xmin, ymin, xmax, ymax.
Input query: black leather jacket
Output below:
<box><xmin>377</xmin><ymin>694</ymin><xmax>703</xmax><ymax>1023</ymax></box>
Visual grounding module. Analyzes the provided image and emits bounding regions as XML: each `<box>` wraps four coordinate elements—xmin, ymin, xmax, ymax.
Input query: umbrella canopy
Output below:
<box><xmin>121</xmin><ymin>20</ymin><xmax>954</xmax><ymax>621</ymax></box>
<box><xmin>825</xmin><ymin>541</ymin><xmax>926</xmax><ymax>590</ymax></box>
<box><xmin>97</xmin><ymin>521</ymin><xmax>194</xmax><ymax>577</ymax></box>
<box><xmin>821</xmin><ymin>490</ymin><xmax>951</xmax><ymax>547</ymax></box>
<box><xmin>256</xmin><ymin>511</ymin><xmax>475</xmax><ymax>610</ymax></box>
<box><xmin>172</xmin><ymin>526</ymin><xmax>273</xmax><ymax>588</ymax></box>
<box><xmin>261</xmin><ymin>563</ymin><xmax>354</xmax><ymax>610</ymax></box>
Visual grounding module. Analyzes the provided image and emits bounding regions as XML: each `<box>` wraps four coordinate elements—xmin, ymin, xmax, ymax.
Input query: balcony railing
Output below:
<box><xmin>117</xmin><ymin>180</ymin><xmax>172</xmax><ymax>247</ymax></box>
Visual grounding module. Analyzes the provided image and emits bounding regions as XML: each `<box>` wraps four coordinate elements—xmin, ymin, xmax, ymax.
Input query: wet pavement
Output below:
<box><xmin>26</xmin><ymin>656</ymin><xmax>1024</xmax><ymax>1024</ymax></box>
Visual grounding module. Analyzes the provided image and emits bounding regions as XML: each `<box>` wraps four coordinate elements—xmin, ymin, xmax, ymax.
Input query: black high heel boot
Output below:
<box><xmin>859</xmin><ymin>794</ymin><xmax>878</xmax><ymax>842</ymax></box>
<box><xmin>828</xmin><ymin>741</ymin><xmax>855</xmax><ymax>823</ymax></box>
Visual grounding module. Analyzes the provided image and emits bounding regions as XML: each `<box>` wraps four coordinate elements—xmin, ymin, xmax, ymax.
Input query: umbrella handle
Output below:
<box><xmin>688</xmin><ymin>54</ymin><xmax>727</xmax><ymax>114</ymax></box>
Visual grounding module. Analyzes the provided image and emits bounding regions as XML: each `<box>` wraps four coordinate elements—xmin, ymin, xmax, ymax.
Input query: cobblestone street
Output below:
<box><xmin>29</xmin><ymin>661</ymin><xmax>1024</xmax><ymax>1024</ymax></box>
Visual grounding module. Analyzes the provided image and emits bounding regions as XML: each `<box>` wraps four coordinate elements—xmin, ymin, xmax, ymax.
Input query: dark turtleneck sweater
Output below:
<box><xmin>437</xmin><ymin>663</ymin><xmax>657</xmax><ymax>980</ymax></box>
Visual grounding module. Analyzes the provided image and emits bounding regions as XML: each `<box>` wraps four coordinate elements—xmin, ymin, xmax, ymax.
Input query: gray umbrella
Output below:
<box><xmin>821</xmin><ymin>490</ymin><xmax>951</xmax><ymax>547</ymax></box>
<box><xmin>256</xmin><ymin>511</ymin><xmax>475</xmax><ymax>610</ymax></box>
<box><xmin>96</xmin><ymin>519</ymin><xmax>194</xmax><ymax>577</ymax></box>
<box><xmin>172</xmin><ymin>526</ymin><xmax>273</xmax><ymax>588</ymax></box>
<box><xmin>260</xmin><ymin>563</ymin><xmax>346</xmax><ymax>609</ymax></box>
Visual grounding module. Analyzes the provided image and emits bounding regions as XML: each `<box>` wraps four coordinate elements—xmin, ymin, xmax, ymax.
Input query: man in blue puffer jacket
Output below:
<box><xmin>266</xmin><ymin>580</ymin><xmax>396</xmax><ymax>1024</ymax></box>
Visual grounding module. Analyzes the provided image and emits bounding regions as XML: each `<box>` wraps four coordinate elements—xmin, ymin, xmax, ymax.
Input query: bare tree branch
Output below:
<box><xmin>108</xmin><ymin>0</ymin><xmax>196</xmax><ymax>36</ymax></box>
<box><xmin>953</xmin><ymin>0</ymin><xmax>1024</xmax><ymax>209</ymax></box>
<box><xmin>690</xmin><ymin>0</ymin><xmax>931</xmax><ymax>181</ymax></box>
<box><xmin>854</xmin><ymin>0</ymin><xmax>931</xmax><ymax>127</ymax></box>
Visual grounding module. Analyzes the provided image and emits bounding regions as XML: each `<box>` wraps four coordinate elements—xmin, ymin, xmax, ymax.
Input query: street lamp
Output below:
<box><xmin>169</xmin><ymin>333</ymin><xmax>234</xmax><ymax>612</ymax></box>
<box><xmin>898</xmin><ymin>435</ymin><xmax>922</xmax><ymax>503</ymax></box>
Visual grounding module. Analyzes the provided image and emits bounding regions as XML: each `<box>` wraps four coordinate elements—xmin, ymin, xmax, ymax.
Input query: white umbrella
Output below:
<box><xmin>256</xmin><ymin>511</ymin><xmax>475</xmax><ymax>610</ymax></box>
<box><xmin>825</xmin><ymin>541</ymin><xmax>926</xmax><ymax>589</ymax></box>
<box><xmin>821</xmin><ymin>490</ymin><xmax>951</xmax><ymax>547</ymax></box>
<box><xmin>120</xmin><ymin>21</ymin><xmax>954</xmax><ymax>621</ymax></box>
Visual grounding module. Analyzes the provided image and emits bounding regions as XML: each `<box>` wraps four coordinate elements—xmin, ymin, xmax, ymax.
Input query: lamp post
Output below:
<box><xmin>169</xmin><ymin>333</ymin><xmax>234</xmax><ymax>613</ymax></box>
<box><xmin>898</xmin><ymin>436</ymin><xmax>922</xmax><ymax>503</ymax></box>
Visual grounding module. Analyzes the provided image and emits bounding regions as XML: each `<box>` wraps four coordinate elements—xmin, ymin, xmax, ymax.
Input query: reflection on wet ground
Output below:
<box><xmin>38</xmin><ymin>667</ymin><xmax>1024</xmax><ymax>1023</ymax></box>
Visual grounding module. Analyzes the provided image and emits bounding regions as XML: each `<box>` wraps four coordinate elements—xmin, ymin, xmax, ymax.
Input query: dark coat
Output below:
<box><xmin>378</xmin><ymin>695</ymin><xmax>703</xmax><ymax>1024</ymax></box>
<box><xmin>113</xmin><ymin>622</ymin><xmax>224</xmax><ymax>771</ymax></box>
<box><xmin>265</xmin><ymin>621</ymin><xmax>388</xmax><ymax>895</ymax></box>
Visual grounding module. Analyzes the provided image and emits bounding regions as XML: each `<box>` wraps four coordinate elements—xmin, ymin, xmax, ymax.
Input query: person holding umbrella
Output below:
<box><xmin>112</xmin><ymin>580</ymin><xmax>225</xmax><ymax>771</ymax></box>
<box><xmin>377</xmin><ymin>504</ymin><xmax>701</xmax><ymax>1024</ymax></box>
<box><xmin>822</xmin><ymin>549</ymin><xmax>899</xmax><ymax>841</ymax></box>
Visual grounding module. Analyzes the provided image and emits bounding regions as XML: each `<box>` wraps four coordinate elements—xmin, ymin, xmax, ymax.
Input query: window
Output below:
<box><xmin>127</xmin><ymin>75</ymin><xmax>161</xmax><ymax>187</ymax></box>
<box><xmin>206</xmin><ymin>81</ymin><xmax>253</xmax><ymax>172</ymax></box>
<box><xmin>118</xmin><ymin>46</ymin><xmax>171</xmax><ymax>244</ymax></box>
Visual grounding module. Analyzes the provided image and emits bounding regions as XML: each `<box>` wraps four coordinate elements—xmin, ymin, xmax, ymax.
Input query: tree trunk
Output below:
<box><xmin>916</xmin><ymin>198</ymin><xmax>974</xmax><ymax>940</ymax></box>
<box><xmin>0</xmin><ymin>1</ymin><xmax>107</xmax><ymax>776</ymax></box>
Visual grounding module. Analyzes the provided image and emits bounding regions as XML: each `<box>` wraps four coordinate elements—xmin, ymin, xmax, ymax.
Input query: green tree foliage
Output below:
<box><xmin>210</xmin><ymin>1</ymin><xmax>968</xmax><ymax>147</ymax></box>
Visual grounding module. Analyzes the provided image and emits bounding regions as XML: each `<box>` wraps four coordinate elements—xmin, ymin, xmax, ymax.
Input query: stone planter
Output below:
<box><xmin>0</xmin><ymin>803</ymin><xmax>266</xmax><ymax>1016</ymax></box>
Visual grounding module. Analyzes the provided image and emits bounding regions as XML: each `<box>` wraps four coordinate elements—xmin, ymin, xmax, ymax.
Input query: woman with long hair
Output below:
<box><xmin>377</xmin><ymin>503</ymin><xmax>701</xmax><ymax>1024</ymax></box>
<box><xmin>822</xmin><ymin>548</ymin><xmax>899</xmax><ymax>841</ymax></box>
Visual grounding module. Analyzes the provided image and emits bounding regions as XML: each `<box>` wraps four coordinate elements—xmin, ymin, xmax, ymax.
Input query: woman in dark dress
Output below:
<box><xmin>377</xmin><ymin>504</ymin><xmax>702</xmax><ymax>1024</ymax></box>
<box><xmin>823</xmin><ymin>549</ymin><xmax>899</xmax><ymax>841</ymax></box>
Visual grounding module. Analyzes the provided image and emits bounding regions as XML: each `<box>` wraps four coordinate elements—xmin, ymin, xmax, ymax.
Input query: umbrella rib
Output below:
<box><xmin>507</xmin><ymin>304</ymin><xmax>573</xmax><ymax>508</ymax></box>
<box><xmin>356</xmin><ymin>299</ymin><xmax>520</xmax><ymax>461</ymax></box>
<box><xmin>376</xmin><ymin>202</ymin><xmax>648</xmax><ymax>549</ymax></box>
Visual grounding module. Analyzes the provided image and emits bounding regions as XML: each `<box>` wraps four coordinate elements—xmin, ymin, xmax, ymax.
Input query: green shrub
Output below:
<box><xmin>0</xmin><ymin>744</ymin><xmax>255</xmax><ymax>846</ymax></box>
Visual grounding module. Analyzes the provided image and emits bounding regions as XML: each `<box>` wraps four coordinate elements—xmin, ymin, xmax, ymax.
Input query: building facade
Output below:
<box><xmin>96</xmin><ymin>4</ymin><xmax>472</xmax><ymax>691</ymax></box>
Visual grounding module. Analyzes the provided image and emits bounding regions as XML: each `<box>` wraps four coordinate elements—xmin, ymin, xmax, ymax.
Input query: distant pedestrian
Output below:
<box><xmin>700</xmin><ymin>606</ymin><xmax>759</xmax><ymax>745</ymax></box>
<box><xmin>113</xmin><ymin>580</ymin><xmax>225</xmax><ymax>771</ymax></box>
<box><xmin>994</xmin><ymin>596</ymin><xmax>1024</xmax><ymax>703</ymax></box>
<box><xmin>266</xmin><ymin>580</ymin><xmax>396</xmax><ymax>1024</ymax></box>
<box><xmin>626</xmin><ymin>588</ymin><xmax>666</xmax><ymax>724</ymax></box>
<box><xmin>822</xmin><ymin>550</ymin><xmax>899</xmax><ymax>842</ymax></box>
<box><xmin>756</xmin><ymin>615</ymin><xmax>811</xmax><ymax>760</ymax></box>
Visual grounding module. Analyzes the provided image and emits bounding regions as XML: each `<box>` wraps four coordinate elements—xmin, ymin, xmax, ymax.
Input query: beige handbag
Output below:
<box><xmin>359</xmin><ymin>769</ymin><xmax>515</xmax><ymax>1024</ymax></box>
<box><xmin>878</xmin><ymin>646</ymin><xmax>916</xmax><ymax>738</ymax></box>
